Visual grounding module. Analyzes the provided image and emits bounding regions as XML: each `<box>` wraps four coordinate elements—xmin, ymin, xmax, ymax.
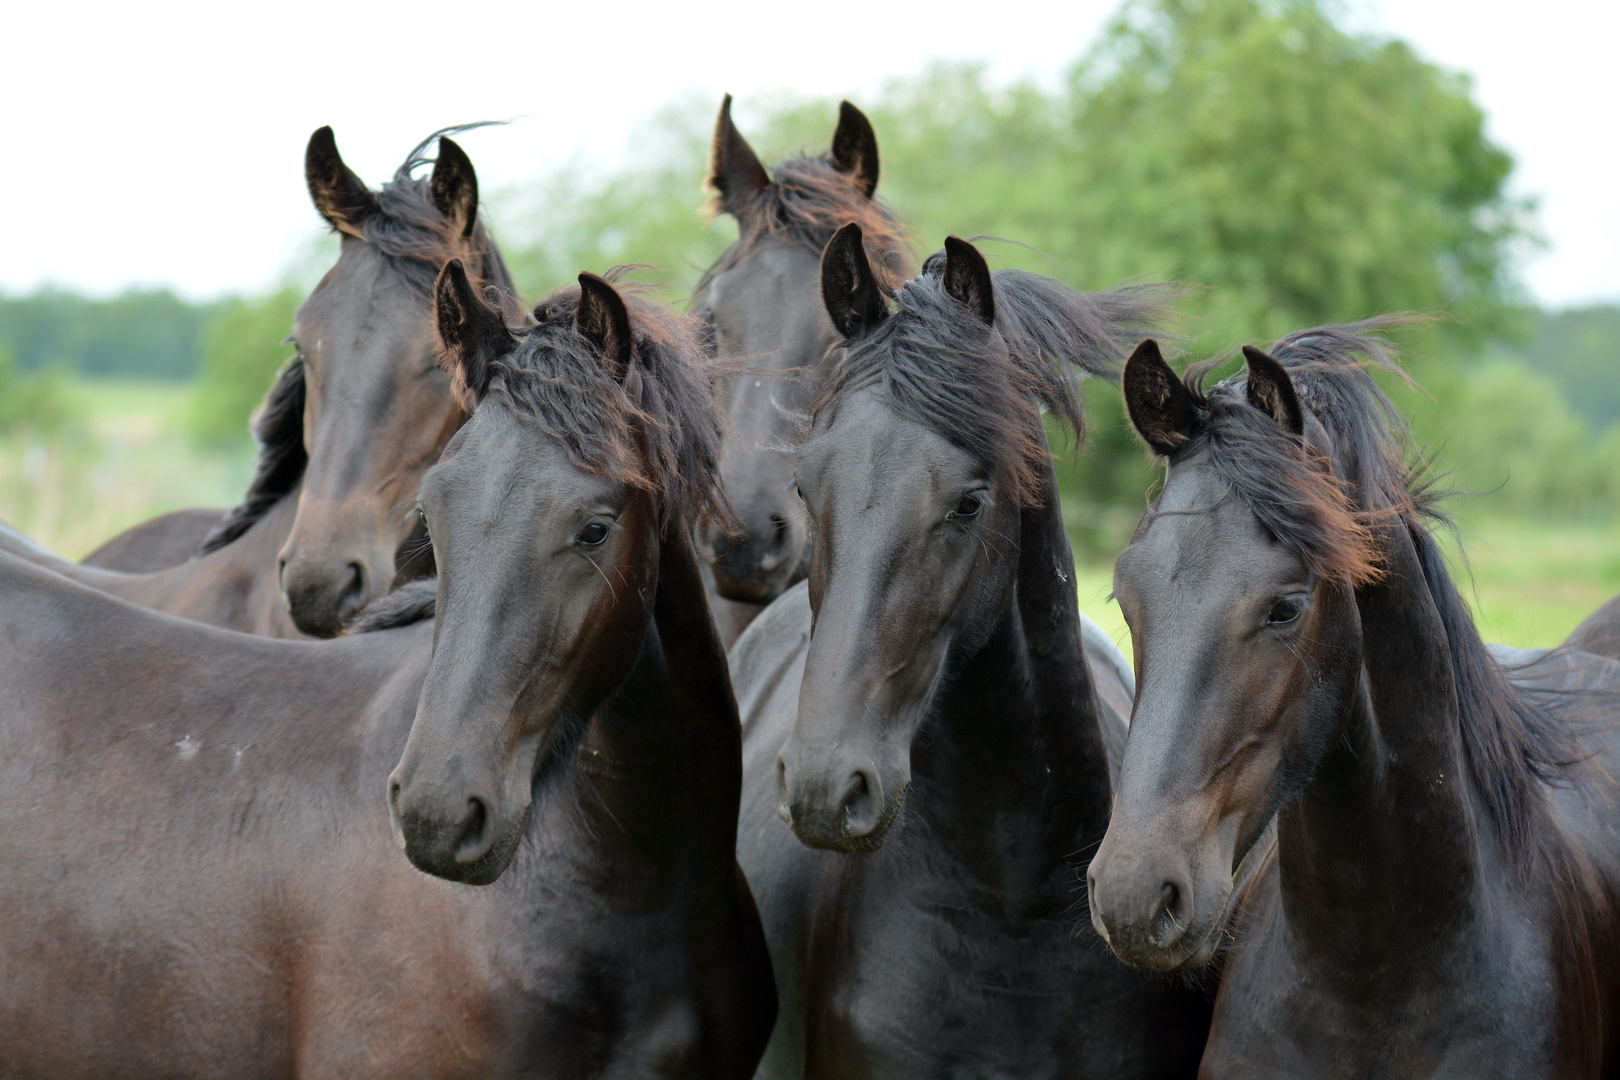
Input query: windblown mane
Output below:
<box><xmin>699</xmin><ymin>153</ymin><xmax>916</xmax><ymax>294</ymax></box>
<box><xmin>486</xmin><ymin>276</ymin><xmax>730</xmax><ymax>534</ymax></box>
<box><xmin>200</xmin><ymin>127</ymin><xmax>517</xmax><ymax>554</ymax></box>
<box><xmin>817</xmin><ymin>258</ymin><xmax>1174</xmax><ymax>506</ymax></box>
<box><xmin>198</xmin><ymin>357</ymin><xmax>306</xmax><ymax>554</ymax></box>
<box><xmin>1159</xmin><ymin>319</ymin><xmax>1576</xmax><ymax>867</ymax></box>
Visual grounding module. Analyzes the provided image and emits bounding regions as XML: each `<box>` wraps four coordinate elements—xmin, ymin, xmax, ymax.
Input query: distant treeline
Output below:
<box><xmin>0</xmin><ymin>290</ymin><xmax>226</xmax><ymax>381</ymax></box>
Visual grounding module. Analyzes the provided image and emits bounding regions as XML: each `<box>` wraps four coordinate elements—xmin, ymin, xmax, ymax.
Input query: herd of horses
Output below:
<box><xmin>3</xmin><ymin>97</ymin><xmax>1620</xmax><ymax>1079</ymax></box>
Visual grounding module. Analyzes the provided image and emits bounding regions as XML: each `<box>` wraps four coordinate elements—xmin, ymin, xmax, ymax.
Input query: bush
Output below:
<box><xmin>185</xmin><ymin>290</ymin><xmax>301</xmax><ymax>450</ymax></box>
<box><xmin>0</xmin><ymin>346</ymin><xmax>71</xmax><ymax>436</ymax></box>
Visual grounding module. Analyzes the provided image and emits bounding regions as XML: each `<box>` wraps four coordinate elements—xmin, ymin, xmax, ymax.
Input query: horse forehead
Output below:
<box><xmin>809</xmin><ymin>393</ymin><xmax>969</xmax><ymax>497</ymax></box>
<box><xmin>298</xmin><ymin>243</ymin><xmax>427</xmax><ymax>347</ymax></box>
<box><xmin>1126</xmin><ymin>466</ymin><xmax>1256</xmax><ymax>594</ymax></box>
<box><xmin>439</xmin><ymin>409</ymin><xmax>613</xmax><ymax>508</ymax></box>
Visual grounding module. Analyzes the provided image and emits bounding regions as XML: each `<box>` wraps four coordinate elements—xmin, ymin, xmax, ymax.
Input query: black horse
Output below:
<box><xmin>1091</xmin><ymin>325</ymin><xmax>1620</xmax><ymax>1076</ymax></box>
<box><xmin>696</xmin><ymin>96</ymin><xmax>913</xmax><ymax>644</ymax></box>
<box><xmin>68</xmin><ymin>126</ymin><xmax>513</xmax><ymax>638</ymax></box>
<box><xmin>729</xmin><ymin>227</ymin><xmax>1210</xmax><ymax>1078</ymax></box>
<box><xmin>0</xmin><ymin>268</ymin><xmax>772</xmax><ymax>1077</ymax></box>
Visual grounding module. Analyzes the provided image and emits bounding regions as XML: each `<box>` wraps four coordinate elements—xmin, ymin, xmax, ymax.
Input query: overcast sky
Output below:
<box><xmin>3</xmin><ymin>0</ymin><xmax>1614</xmax><ymax>308</ymax></box>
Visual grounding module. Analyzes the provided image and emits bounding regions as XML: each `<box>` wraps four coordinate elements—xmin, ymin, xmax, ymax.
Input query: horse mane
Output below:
<box><xmin>1162</xmin><ymin>318</ymin><xmax>1577</xmax><ymax>868</ymax></box>
<box><xmin>487</xmin><ymin>274</ymin><xmax>731</xmax><ymax>534</ymax></box>
<box><xmin>817</xmin><ymin>258</ymin><xmax>1176</xmax><ymax>507</ymax></box>
<box><xmin>343</xmin><ymin>577</ymin><xmax>437</xmax><ymax>634</ymax></box>
<box><xmin>698</xmin><ymin>153</ymin><xmax>916</xmax><ymax>295</ymax></box>
<box><xmin>199</xmin><ymin>127</ymin><xmax>517</xmax><ymax>555</ymax></box>
<box><xmin>198</xmin><ymin>356</ymin><xmax>307</xmax><ymax>554</ymax></box>
<box><xmin>362</xmin><ymin>124</ymin><xmax>518</xmax><ymax>301</ymax></box>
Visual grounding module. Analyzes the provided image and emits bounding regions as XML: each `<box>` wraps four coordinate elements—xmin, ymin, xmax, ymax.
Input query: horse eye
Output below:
<box><xmin>578</xmin><ymin>522</ymin><xmax>610</xmax><ymax>547</ymax></box>
<box><xmin>949</xmin><ymin>493</ymin><xmax>983</xmax><ymax>521</ymax></box>
<box><xmin>1267</xmin><ymin>596</ymin><xmax>1305</xmax><ymax>625</ymax></box>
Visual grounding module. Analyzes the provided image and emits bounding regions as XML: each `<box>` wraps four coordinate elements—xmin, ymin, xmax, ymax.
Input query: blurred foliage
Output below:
<box><xmin>1520</xmin><ymin>305</ymin><xmax>1620</xmax><ymax>427</ymax></box>
<box><xmin>490</xmin><ymin>0</ymin><xmax>1553</xmax><ymax>555</ymax></box>
<box><xmin>0</xmin><ymin>345</ymin><xmax>72</xmax><ymax>436</ymax></box>
<box><xmin>184</xmin><ymin>289</ymin><xmax>301</xmax><ymax>449</ymax></box>
<box><xmin>0</xmin><ymin>288</ymin><xmax>220</xmax><ymax>379</ymax></box>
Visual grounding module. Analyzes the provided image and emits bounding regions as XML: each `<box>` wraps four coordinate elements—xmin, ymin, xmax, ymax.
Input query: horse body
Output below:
<box><xmin>1092</xmin><ymin>328</ymin><xmax>1620</xmax><ymax>1077</ymax></box>
<box><xmin>79</xmin><ymin>506</ymin><xmax>225</xmax><ymax>571</ymax></box>
<box><xmin>0</xmin><ymin>551</ymin><xmax>764</xmax><ymax>1077</ymax></box>
<box><xmin>733</xmin><ymin>234</ymin><xmax>1208</xmax><ymax>1078</ymax></box>
<box><xmin>2</xmin><ymin>485</ymin><xmax>304</xmax><ymax>637</ymax></box>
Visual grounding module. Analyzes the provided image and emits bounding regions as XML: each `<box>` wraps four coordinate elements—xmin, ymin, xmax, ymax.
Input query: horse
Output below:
<box><xmin>728</xmin><ymin>226</ymin><xmax>1211</xmax><ymax>1078</ymax></box>
<box><xmin>80</xmin><ymin>506</ymin><xmax>227</xmax><ymax>570</ymax></box>
<box><xmin>695</xmin><ymin>96</ymin><xmax>914</xmax><ymax>644</ymax></box>
<box><xmin>1568</xmin><ymin>593</ymin><xmax>1620</xmax><ymax>662</ymax></box>
<box><xmin>0</xmin><ymin>268</ymin><xmax>773</xmax><ymax>1078</ymax></box>
<box><xmin>9</xmin><ymin>126</ymin><xmax>514</xmax><ymax>638</ymax></box>
<box><xmin>1088</xmin><ymin>325</ymin><xmax>1620</xmax><ymax>1077</ymax></box>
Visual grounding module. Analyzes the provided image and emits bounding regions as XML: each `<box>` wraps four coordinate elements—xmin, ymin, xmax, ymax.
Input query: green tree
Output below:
<box><xmin>185</xmin><ymin>289</ymin><xmax>301</xmax><ymax>449</ymax></box>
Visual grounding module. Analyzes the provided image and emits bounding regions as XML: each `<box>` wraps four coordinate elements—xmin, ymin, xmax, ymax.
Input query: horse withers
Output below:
<box><xmin>0</xmin><ymin>267</ymin><xmax>772</xmax><ymax>1076</ymax></box>
<box><xmin>730</xmin><ymin>227</ymin><xmax>1210</xmax><ymax>1078</ymax></box>
<box><xmin>1089</xmin><ymin>327</ymin><xmax>1620</xmax><ymax>1076</ymax></box>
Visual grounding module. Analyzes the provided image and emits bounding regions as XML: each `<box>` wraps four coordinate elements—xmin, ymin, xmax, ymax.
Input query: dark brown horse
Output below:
<box><xmin>730</xmin><ymin>228</ymin><xmax>1210</xmax><ymax>1078</ymax></box>
<box><xmin>10</xmin><ymin>126</ymin><xmax>513</xmax><ymax>638</ymax></box>
<box><xmin>1568</xmin><ymin>593</ymin><xmax>1620</xmax><ymax>661</ymax></box>
<box><xmin>1090</xmin><ymin>325</ymin><xmax>1620</xmax><ymax>1076</ymax></box>
<box><xmin>695</xmin><ymin>96</ymin><xmax>914</xmax><ymax>644</ymax></box>
<box><xmin>0</xmin><ymin>269</ymin><xmax>772</xmax><ymax>1077</ymax></box>
<box><xmin>80</xmin><ymin>506</ymin><xmax>226</xmax><ymax>570</ymax></box>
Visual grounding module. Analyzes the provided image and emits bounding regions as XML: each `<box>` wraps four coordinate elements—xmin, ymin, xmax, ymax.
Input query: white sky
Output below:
<box><xmin>2</xmin><ymin>0</ymin><xmax>1615</xmax><ymax>308</ymax></box>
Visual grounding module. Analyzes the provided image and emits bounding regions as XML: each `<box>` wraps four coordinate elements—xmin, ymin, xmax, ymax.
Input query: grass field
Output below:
<box><xmin>1</xmin><ymin>378</ymin><xmax>1613</xmax><ymax>653</ymax></box>
<box><xmin>0</xmin><ymin>378</ymin><xmax>254</xmax><ymax>559</ymax></box>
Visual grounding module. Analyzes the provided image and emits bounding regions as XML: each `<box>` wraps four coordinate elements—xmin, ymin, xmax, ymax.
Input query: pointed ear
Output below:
<box><xmin>577</xmin><ymin>272</ymin><xmax>634</xmax><ymax>382</ymax></box>
<box><xmin>941</xmin><ymin>236</ymin><xmax>995</xmax><ymax>326</ymax></box>
<box><xmin>1242</xmin><ymin>345</ymin><xmax>1305</xmax><ymax>436</ymax></box>
<box><xmin>708</xmin><ymin>94</ymin><xmax>771</xmax><ymax>218</ymax></box>
<box><xmin>434</xmin><ymin>260</ymin><xmax>513</xmax><ymax>404</ymax></box>
<box><xmin>305</xmin><ymin>126</ymin><xmax>378</xmax><ymax>239</ymax></box>
<box><xmin>430</xmin><ymin>136</ymin><xmax>479</xmax><ymax>239</ymax></box>
<box><xmin>1123</xmin><ymin>339</ymin><xmax>1198</xmax><ymax>456</ymax></box>
<box><xmin>829</xmin><ymin>100</ymin><xmax>879</xmax><ymax>199</ymax></box>
<box><xmin>820</xmin><ymin>222</ymin><xmax>888</xmax><ymax>339</ymax></box>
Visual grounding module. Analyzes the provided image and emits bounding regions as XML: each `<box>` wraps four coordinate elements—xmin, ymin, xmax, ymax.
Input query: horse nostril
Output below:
<box><xmin>339</xmin><ymin>562</ymin><xmax>365</xmax><ymax>612</ymax></box>
<box><xmin>1152</xmin><ymin>880</ymin><xmax>1187</xmax><ymax>948</ymax></box>
<box><xmin>453</xmin><ymin>797</ymin><xmax>491</xmax><ymax>865</ymax></box>
<box><xmin>841</xmin><ymin>769</ymin><xmax>881</xmax><ymax>838</ymax></box>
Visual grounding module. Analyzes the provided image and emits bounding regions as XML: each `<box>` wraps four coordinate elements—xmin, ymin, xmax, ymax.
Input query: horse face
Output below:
<box><xmin>388</xmin><ymin>407</ymin><xmax>656</xmax><ymax>884</ymax></box>
<box><xmin>701</xmin><ymin>243</ymin><xmax>834</xmax><ymax>605</ymax></box>
<box><xmin>775</xmin><ymin>388</ymin><xmax>1019</xmax><ymax>852</ymax></box>
<box><xmin>277</xmin><ymin>239</ymin><xmax>460</xmax><ymax>637</ymax></box>
<box><xmin>1086</xmin><ymin>456</ymin><xmax>1358</xmax><ymax>970</ymax></box>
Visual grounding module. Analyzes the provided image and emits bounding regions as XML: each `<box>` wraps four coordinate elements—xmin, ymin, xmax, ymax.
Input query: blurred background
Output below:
<box><xmin>2</xmin><ymin>0</ymin><xmax>1615</xmax><ymax>647</ymax></box>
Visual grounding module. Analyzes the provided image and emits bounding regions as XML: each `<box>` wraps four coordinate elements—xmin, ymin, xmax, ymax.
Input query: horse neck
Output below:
<box><xmin>1279</xmin><ymin>518</ymin><xmax>1484</xmax><ymax>979</ymax></box>
<box><xmin>910</xmin><ymin>455</ymin><xmax>1115</xmax><ymax>890</ymax></box>
<box><xmin>567</xmin><ymin>522</ymin><xmax>743</xmax><ymax>870</ymax></box>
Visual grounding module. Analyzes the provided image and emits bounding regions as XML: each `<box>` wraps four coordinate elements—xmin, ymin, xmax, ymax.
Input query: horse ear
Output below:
<box><xmin>821</xmin><ymin>222</ymin><xmax>888</xmax><ymax>339</ymax></box>
<box><xmin>708</xmin><ymin>94</ymin><xmax>771</xmax><ymax>218</ymax></box>
<box><xmin>1242</xmin><ymin>345</ymin><xmax>1305</xmax><ymax>436</ymax></box>
<box><xmin>430</xmin><ymin>136</ymin><xmax>479</xmax><ymax>239</ymax></box>
<box><xmin>577</xmin><ymin>273</ymin><xmax>634</xmax><ymax>382</ymax></box>
<box><xmin>434</xmin><ymin>260</ymin><xmax>512</xmax><ymax>404</ymax></box>
<box><xmin>829</xmin><ymin>100</ymin><xmax>879</xmax><ymax>199</ymax></box>
<box><xmin>1123</xmin><ymin>339</ymin><xmax>1197</xmax><ymax>455</ymax></box>
<box><xmin>305</xmin><ymin>126</ymin><xmax>377</xmax><ymax>239</ymax></box>
<box><xmin>941</xmin><ymin>236</ymin><xmax>995</xmax><ymax>326</ymax></box>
